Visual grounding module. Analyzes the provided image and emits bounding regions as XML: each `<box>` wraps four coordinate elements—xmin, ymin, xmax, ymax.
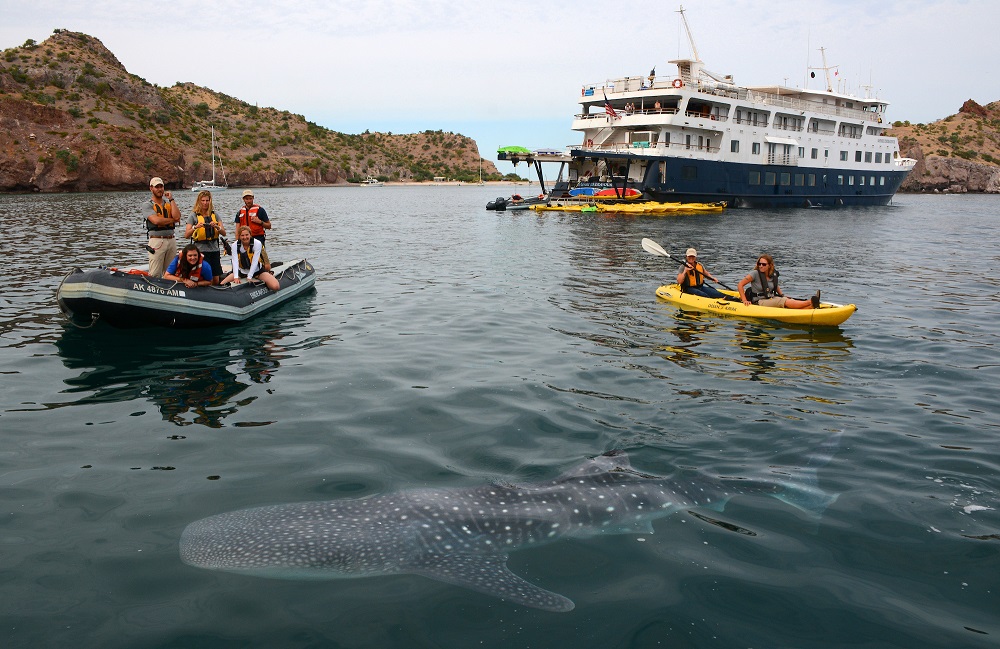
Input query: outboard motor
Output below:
<box><xmin>486</xmin><ymin>197</ymin><xmax>507</xmax><ymax>211</ymax></box>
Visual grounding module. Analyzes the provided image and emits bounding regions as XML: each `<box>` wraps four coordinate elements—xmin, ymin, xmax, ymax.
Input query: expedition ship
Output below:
<box><xmin>500</xmin><ymin>7</ymin><xmax>915</xmax><ymax>208</ymax></box>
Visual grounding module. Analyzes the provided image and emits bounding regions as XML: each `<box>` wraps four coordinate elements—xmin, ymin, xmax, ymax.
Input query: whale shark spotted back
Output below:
<box><xmin>180</xmin><ymin>434</ymin><xmax>841</xmax><ymax>611</ymax></box>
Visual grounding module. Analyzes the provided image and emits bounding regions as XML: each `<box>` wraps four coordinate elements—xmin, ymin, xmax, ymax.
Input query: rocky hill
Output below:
<box><xmin>894</xmin><ymin>99</ymin><xmax>1000</xmax><ymax>193</ymax></box>
<box><xmin>0</xmin><ymin>30</ymin><xmax>503</xmax><ymax>192</ymax></box>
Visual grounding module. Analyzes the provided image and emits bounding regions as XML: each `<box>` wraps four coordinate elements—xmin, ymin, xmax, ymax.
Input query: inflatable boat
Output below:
<box><xmin>57</xmin><ymin>259</ymin><xmax>316</xmax><ymax>328</ymax></box>
<box><xmin>655</xmin><ymin>283</ymin><xmax>856</xmax><ymax>326</ymax></box>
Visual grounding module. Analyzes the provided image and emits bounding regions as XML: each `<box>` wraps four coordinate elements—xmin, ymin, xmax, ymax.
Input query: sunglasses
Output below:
<box><xmin>757</xmin><ymin>261</ymin><xmax>769</xmax><ymax>267</ymax></box>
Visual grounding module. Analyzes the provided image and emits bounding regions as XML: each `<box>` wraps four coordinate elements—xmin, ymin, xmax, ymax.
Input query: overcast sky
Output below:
<box><xmin>3</xmin><ymin>0</ymin><xmax>998</xmax><ymax>176</ymax></box>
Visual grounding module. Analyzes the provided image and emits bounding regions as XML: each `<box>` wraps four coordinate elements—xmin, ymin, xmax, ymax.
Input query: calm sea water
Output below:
<box><xmin>1</xmin><ymin>187</ymin><xmax>998</xmax><ymax>648</ymax></box>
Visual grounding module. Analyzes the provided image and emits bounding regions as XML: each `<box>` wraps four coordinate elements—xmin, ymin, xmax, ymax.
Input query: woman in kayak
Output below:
<box><xmin>676</xmin><ymin>247</ymin><xmax>729</xmax><ymax>299</ymax></box>
<box><xmin>738</xmin><ymin>254</ymin><xmax>820</xmax><ymax>309</ymax></box>
<box><xmin>220</xmin><ymin>226</ymin><xmax>280</xmax><ymax>291</ymax></box>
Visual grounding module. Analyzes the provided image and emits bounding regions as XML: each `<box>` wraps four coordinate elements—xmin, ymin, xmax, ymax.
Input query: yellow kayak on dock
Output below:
<box><xmin>655</xmin><ymin>284</ymin><xmax>857</xmax><ymax>326</ymax></box>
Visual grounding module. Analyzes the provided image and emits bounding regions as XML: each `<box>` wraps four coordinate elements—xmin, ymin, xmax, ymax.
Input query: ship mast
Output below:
<box><xmin>677</xmin><ymin>5</ymin><xmax>700</xmax><ymax>62</ymax></box>
<box><xmin>809</xmin><ymin>47</ymin><xmax>838</xmax><ymax>93</ymax></box>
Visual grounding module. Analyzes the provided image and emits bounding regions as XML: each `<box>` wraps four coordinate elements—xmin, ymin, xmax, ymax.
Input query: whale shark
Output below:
<box><xmin>180</xmin><ymin>435</ymin><xmax>840</xmax><ymax>611</ymax></box>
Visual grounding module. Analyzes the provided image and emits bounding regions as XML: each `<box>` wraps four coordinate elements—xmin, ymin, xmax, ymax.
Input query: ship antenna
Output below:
<box><xmin>677</xmin><ymin>5</ymin><xmax>700</xmax><ymax>61</ymax></box>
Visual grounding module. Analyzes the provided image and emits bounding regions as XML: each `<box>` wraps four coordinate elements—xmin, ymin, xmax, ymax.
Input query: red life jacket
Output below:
<box><xmin>174</xmin><ymin>252</ymin><xmax>204</xmax><ymax>280</ymax></box>
<box><xmin>237</xmin><ymin>204</ymin><xmax>266</xmax><ymax>237</ymax></box>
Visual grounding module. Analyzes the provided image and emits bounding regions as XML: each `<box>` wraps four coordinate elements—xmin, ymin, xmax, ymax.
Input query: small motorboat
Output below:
<box><xmin>57</xmin><ymin>259</ymin><xmax>316</xmax><ymax>328</ymax></box>
<box><xmin>485</xmin><ymin>193</ymin><xmax>548</xmax><ymax>211</ymax></box>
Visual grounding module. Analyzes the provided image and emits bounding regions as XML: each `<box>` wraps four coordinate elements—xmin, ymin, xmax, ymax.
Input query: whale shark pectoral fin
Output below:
<box><xmin>407</xmin><ymin>552</ymin><xmax>575</xmax><ymax>612</ymax></box>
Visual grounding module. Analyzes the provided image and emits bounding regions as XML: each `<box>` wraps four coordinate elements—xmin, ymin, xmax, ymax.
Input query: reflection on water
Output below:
<box><xmin>51</xmin><ymin>294</ymin><xmax>319</xmax><ymax>427</ymax></box>
<box><xmin>654</xmin><ymin>309</ymin><xmax>854</xmax><ymax>384</ymax></box>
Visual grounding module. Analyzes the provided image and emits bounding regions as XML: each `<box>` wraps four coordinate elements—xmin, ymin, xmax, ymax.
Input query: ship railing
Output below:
<box><xmin>575</xmin><ymin>107</ymin><xmax>681</xmax><ymax>121</ymax></box>
<box><xmin>578</xmin><ymin>141</ymin><xmax>721</xmax><ymax>155</ymax></box>
<box><xmin>766</xmin><ymin>152</ymin><xmax>799</xmax><ymax>166</ymax></box>
<box><xmin>773</xmin><ymin>124</ymin><xmax>804</xmax><ymax>132</ymax></box>
<box><xmin>733</xmin><ymin>117</ymin><xmax>770</xmax><ymax>127</ymax></box>
<box><xmin>683</xmin><ymin>111</ymin><xmax>729</xmax><ymax>122</ymax></box>
<box><xmin>586</xmin><ymin>76</ymin><xmax>886</xmax><ymax>124</ymax></box>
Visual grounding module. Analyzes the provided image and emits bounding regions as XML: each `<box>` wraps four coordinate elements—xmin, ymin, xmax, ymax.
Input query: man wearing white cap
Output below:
<box><xmin>676</xmin><ymin>247</ymin><xmax>728</xmax><ymax>299</ymax></box>
<box><xmin>141</xmin><ymin>177</ymin><xmax>181</xmax><ymax>277</ymax></box>
<box><xmin>234</xmin><ymin>189</ymin><xmax>271</xmax><ymax>270</ymax></box>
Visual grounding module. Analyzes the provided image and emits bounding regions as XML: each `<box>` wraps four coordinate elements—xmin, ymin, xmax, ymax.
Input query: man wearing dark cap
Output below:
<box><xmin>141</xmin><ymin>177</ymin><xmax>181</xmax><ymax>277</ymax></box>
<box><xmin>234</xmin><ymin>189</ymin><xmax>271</xmax><ymax>270</ymax></box>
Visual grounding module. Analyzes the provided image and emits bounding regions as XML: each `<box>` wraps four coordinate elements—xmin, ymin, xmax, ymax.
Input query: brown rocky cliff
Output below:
<box><xmin>895</xmin><ymin>99</ymin><xmax>1000</xmax><ymax>193</ymax></box>
<box><xmin>0</xmin><ymin>30</ymin><xmax>500</xmax><ymax>192</ymax></box>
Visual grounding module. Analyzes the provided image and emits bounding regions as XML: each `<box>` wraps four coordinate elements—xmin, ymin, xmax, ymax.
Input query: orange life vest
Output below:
<box><xmin>237</xmin><ymin>205</ymin><xmax>266</xmax><ymax>237</ymax></box>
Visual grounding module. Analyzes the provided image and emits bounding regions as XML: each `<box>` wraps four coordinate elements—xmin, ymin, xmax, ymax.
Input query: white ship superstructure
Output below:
<box><xmin>503</xmin><ymin>7</ymin><xmax>916</xmax><ymax>208</ymax></box>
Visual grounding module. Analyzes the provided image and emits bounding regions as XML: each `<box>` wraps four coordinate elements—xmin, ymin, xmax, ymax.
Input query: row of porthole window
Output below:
<box><xmin>747</xmin><ymin>171</ymin><xmax>889</xmax><ymax>187</ymax></box>
<box><xmin>731</xmin><ymin>141</ymin><xmax>895</xmax><ymax>164</ymax></box>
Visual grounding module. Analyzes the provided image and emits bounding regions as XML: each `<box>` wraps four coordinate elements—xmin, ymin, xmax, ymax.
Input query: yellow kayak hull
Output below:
<box><xmin>655</xmin><ymin>284</ymin><xmax>857</xmax><ymax>326</ymax></box>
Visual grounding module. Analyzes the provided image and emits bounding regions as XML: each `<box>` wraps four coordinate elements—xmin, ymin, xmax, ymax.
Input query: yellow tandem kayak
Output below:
<box><xmin>655</xmin><ymin>284</ymin><xmax>857</xmax><ymax>326</ymax></box>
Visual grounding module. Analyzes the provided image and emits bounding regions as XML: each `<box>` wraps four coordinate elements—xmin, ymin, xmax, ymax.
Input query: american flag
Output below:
<box><xmin>603</xmin><ymin>90</ymin><xmax>619</xmax><ymax>119</ymax></box>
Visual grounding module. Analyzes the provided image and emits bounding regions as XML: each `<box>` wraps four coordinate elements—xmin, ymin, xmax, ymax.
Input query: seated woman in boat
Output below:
<box><xmin>677</xmin><ymin>248</ymin><xmax>728</xmax><ymax>300</ymax></box>
<box><xmin>737</xmin><ymin>254</ymin><xmax>819</xmax><ymax>309</ymax></box>
<box><xmin>221</xmin><ymin>226</ymin><xmax>280</xmax><ymax>291</ymax></box>
<box><xmin>164</xmin><ymin>243</ymin><xmax>214</xmax><ymax>288</ymax></box>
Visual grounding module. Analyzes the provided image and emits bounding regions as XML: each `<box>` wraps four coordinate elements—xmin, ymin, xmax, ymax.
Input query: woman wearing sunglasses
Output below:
<box><xmin>737</xmin><ymin>254</ymin><xmax>819</xmax><ymax>309</ymax></box>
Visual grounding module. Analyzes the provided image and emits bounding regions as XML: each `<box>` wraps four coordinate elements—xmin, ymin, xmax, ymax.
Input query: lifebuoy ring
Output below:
<box><xmin>672</xmin><ymin>79</ymin><xmax>683</xmax><ymax>88</ymax></box>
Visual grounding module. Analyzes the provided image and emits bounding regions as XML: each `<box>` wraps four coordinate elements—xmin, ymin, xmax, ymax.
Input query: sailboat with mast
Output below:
<box><xmin>191</xmin><ymin>125</ymin><xmax>229</xmax><ymax>192</ymax></box>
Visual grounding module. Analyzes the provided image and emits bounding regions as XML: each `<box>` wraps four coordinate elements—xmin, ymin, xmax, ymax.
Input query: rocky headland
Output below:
<box><xmin>0</xmin><ymin>31</ymin><xmax>502</xmax><ymax>192</ymax></box>
<box><xmin>895</xmin><ymin>99</ymin><xmax>1000</xmax><ymax>193</ymax></box>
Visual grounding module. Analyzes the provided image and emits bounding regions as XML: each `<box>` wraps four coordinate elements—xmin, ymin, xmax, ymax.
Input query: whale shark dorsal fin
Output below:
<box><xmin>407</xmin><ymin>553</ymin><xmax>575</xmax><ymax>612</ymax></box>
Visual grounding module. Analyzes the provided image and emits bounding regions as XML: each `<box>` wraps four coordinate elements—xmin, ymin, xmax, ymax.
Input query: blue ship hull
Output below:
<box><xmin>570</xmin><ymin>149</ymin><xmax>909</xmax><ymax>208</ymax></box>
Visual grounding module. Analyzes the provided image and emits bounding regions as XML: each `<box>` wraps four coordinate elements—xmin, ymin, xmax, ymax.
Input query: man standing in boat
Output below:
<box><xmin>234</xmin><ymin>189</ymin><xmax>271</xmax><ymax>271</ymax></box>
<box><xmin>141</xmin><ymin>177</ymin><xmax>181</xmax><ymax>277</ymax></box>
